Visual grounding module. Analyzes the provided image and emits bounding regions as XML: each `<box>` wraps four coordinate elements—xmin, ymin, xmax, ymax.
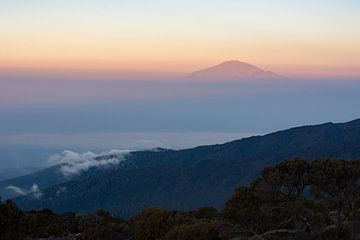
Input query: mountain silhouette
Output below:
<box><xmin>186</xmin><ymin>60</ymin><xmax>280</xmax><ymax>80</ymax></box>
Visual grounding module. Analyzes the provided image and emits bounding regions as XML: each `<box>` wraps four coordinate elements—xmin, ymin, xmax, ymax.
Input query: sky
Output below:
<box><xmin>0</xmin><ymin>0</ymin><xmax>360</xmax><ymax>77</ymax></box>
<box><xmin>1</xmin><ymin>1</ymin><xmax>360</xmax><ymax>169</ymax></box>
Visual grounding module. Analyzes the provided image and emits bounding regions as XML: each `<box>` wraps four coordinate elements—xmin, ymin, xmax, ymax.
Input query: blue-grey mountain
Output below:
<box><xmin>6</xmin><ymin>119</ymin><xmax>360</xmax><ymax>217</ymax></box>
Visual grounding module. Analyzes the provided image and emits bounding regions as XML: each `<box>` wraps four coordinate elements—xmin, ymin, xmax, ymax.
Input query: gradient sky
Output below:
<box><xmin>1</xmin><ymin>1</ymin><xmax>360</xmax><ymax>169</ymax></box>
<box><xmin>1</xmin><ymin>0</ymin><xmax>360</xmax><ymax>77</ymax></box>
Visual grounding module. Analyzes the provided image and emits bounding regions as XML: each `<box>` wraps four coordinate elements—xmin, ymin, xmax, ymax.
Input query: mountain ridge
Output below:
<box><xmin>4</xmin><ymin>118</ymin><xmax>360</xmax><ymax>217</ymax></box>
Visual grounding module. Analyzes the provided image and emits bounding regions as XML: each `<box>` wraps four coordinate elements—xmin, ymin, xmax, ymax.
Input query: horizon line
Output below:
<box><xmin>1</xmin><ymin>61</ymin><xmax>360</xmax><ymax>79</ymax></box>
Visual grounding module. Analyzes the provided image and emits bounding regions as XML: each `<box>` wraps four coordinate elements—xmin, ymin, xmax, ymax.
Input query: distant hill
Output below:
<box><xmin>186</xmin><ymin>60</ymin><xmax>281</xmax><ymax>80</ymax></box>
<box><xmin>11</xmin><ymin>119</ymin><xmax>360</xmax><ymax>217</ymax></box>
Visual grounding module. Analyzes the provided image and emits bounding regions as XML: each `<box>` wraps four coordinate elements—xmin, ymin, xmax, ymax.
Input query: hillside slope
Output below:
<box><xmin>14</xmin><ymin>119</ymin><xmax>360</xmax><ymax>217</ymax></box>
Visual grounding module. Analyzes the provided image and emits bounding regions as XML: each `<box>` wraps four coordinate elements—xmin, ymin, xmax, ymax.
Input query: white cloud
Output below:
<box><xmin>6</xmin><ymin>185</ymin><xmax>27</xmax><ymax>196</ymax></box>
<box><xmin>30</xmin><ymin>184</ymin><xmax>43</xmax><ymax>199</ymax></box>
<box><xmin>6</xmin><ymin>183</ymin><xmax>43</xmax><ymax>199</ymax></box>
<box><xmin>49</xmin><ymin>149</ymin><xmax>130</xmax><ymax>177</ymax></box>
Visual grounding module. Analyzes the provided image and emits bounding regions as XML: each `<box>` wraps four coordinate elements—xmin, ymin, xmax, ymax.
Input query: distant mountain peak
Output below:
<box><xmin>186</xmin><ymin>60</ymin><xmax>280</xmax><ymax>80</ymax></box>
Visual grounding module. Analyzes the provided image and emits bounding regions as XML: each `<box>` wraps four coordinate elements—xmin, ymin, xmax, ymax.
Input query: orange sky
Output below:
<box><xmin>1</xmin><ymin>1</ymin><xmax>360</xmax><ymax>77</ymax></box>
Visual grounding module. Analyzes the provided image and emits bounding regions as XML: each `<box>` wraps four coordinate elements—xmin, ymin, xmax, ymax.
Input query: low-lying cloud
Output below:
<box><xmin>6</xmin><ymin>185</ymin><xmax>27</xmax><ymax>195</ymax></box>
<box><xmin>49</xmin><ymin>149</ymin><xmax>130</xmax><ymax>177</ymax></box>
<box><xmin>6</xmin><ymin>183</ymin><xmax>43</xmax><ymax>199</ymax></box>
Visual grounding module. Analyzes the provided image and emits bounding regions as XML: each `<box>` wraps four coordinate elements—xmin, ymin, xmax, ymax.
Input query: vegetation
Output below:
<box><xmin>1</xmin><ymin>158</ymin><xmax>360</xmax><ymax>239</ymax></box>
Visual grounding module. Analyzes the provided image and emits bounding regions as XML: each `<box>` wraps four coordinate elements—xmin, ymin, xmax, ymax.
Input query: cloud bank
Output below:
<box><xmin>49</xmin><ymin>149</ymin><xmax>130</xmax><ymax>177</ymax></box>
